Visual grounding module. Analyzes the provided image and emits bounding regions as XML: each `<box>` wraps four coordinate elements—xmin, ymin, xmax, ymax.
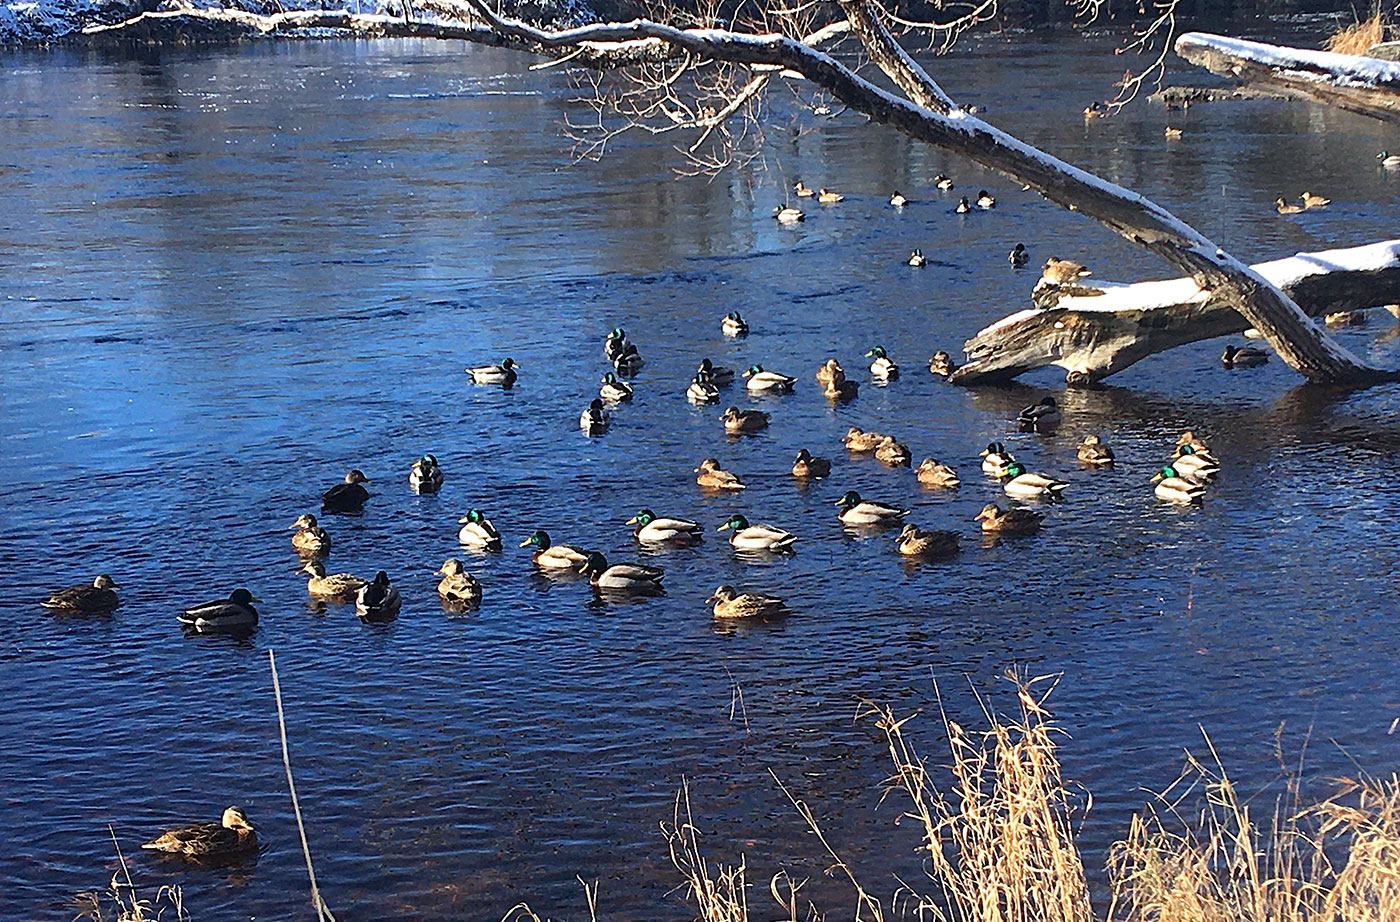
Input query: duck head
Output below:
<box><xmin>834</xmin><ymin>491</ymin><xmax>863</xmax><ymax>509</ymax></box>
<box><xmin>437</xmin><ymin>558</ymin><xmax>464</xmax><ymax>577</ymax></box>
<box><xmin>707</xmin><ymin>584</ymin><xmax>737</xmax><ymax>604</ymax></box>
<box><xmin>627</xmin><ymin>509</ymin><xmax>656</xmax><ymax>526</ymax></box>
<box><xmin>221</xmin><ymin>806</ymin><xmax>255</xmax><ymax>832</ymax></box>
<box><xmin>717</xmin><ymin>514</ymin><xmax>750</xmax><ymax>532</ymax></box>
<box><xmin>345</xmin><ymin>469</ymin><xmax>370</xmax><ymax>484</ymax></box>
<box><xmin>519</xmin><ymin>529</ymin><xmax>551</xmax><ymax>550</ymax></box>
<box><xmin>290</xmin><ymin>513</ymin><xmax>319</xmax><ymax>529</ymax></box>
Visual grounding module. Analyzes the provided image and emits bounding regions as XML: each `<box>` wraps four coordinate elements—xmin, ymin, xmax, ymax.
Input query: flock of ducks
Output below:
<box><xmin>777</xmin><ymin>176</ymin><xmax>995</xmax><ymax>231</ymax></box>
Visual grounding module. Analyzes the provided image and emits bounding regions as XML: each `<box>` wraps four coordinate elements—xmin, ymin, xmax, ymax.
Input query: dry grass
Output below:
<box><xmin>1325</xmin><ymin>15</ymin><xmax>1387</xmax><ymax>56</ymax></box>
<box><xmin>73</xmin><ymin>829</ymin><xmax>188</xmax><ymax>922</ymax></box>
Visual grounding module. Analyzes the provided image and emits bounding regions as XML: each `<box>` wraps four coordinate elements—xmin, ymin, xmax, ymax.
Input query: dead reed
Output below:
<box><xmin>1325</xmin><ymin>15</ymin><xmax>1387</xmax><ymax>56</ymax></box>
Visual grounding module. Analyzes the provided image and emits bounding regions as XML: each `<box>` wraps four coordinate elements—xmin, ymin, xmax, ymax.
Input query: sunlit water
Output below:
<box><xmin>2</xmin><ymin>24</ymin><xmax>1400</xmax><ymax>921</ymax></box>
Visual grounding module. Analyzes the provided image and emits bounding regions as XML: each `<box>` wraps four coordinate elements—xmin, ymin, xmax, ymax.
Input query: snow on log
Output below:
<box><xmin>1175</xmin><ymin>32</ymin><xmax>1400</xmax><ymax>122</ymax></box>
<box><xmin>952</xmin><ymin>240</ymin><xmax>1400</xmax><ymax>386</ymax></box>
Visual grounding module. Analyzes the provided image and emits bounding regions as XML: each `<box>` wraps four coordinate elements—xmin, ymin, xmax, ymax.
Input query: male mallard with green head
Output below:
<box><xmin>834</xmin><ymin>491</ymin><xmax>907</xmax><ymax>525</ymax></box>
<box><xmin>742</xmin><ymin>364</ymin><xmax>795</xmax><ymax>393</ymax></box>
<box><xmin>717</xmin><ymin>514</ymin><xmax>796</xmax><ymax>552</ymax></box>
<box><xmin>579</xmin><ymin>552</ymin><xmax>664</xmax><ymax>593</ymax></box>
<box><xmin>468</xmin><ymin>357</ymin><xmax>519</xmax><ymax>386</ymax></box>
<box><xmin>1152</xmin><ymin>465</ymin><xmax>1207</xmax><ymax>505</ymax></box>
<box><xmin>409</xmin><ymin>455</ymin><xmax>443</xmax><ymax>494</ymax></box>
<box><xmin>458</xmin><ymin>509</ymin><xmax>503</xmax><ymax>550</ymax></box>
<box><xmin>519</xmin><ymin>530</ymin><xmax>590</xmax><ymax>569</ymax></box>
<box><xmin>866</xmin><ymin>345</ymin><xmax>899</xmax><ymax>379</ymax></box>
<box><xmin>179</xmin><ymin>589</ymin><xmax>259</xmax><ymax>630</ymax></box>
<box><xmin>999</xmin><ymin>461</ymin><xmax>1067</xmax><ymax>499</ymax></box>
<box><xmin>628</xmin><ymin>509</ymin><xmax>703</xmax><ymax>545</ymax></box>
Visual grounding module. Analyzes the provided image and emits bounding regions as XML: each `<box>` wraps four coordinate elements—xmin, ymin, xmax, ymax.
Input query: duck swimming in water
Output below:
<box><xmin>866</xmin><ymin>345</ymin><xmax>899</xmax><ymax>379</ymax></box>
<box><xmin>708</xmin><ymin>584</ymin><xmax>787</xmax><ymax>620</ymax></box>
<box><xmin>791</xmin><ymin>449</ymin><xmax>831</xmax><ymax>479</ymax></box>
<box><xmin>42</xmin><ymin>574</ymin><xmax>120</xmax><ymax>614</ymax></box>
<box><xmin>1017</xmin><ymin>396</ymin><xmax>1061</xmax><ymax>432</ymax></box>
<box><xmin>695</xmin><ymin>458</ymin><xmax>746</xmax><ymax>491</ymax></box>
<box><xmin>718</xmin><ymin>513</ymin><xmax>797</xmax><ymax>552</ymax></box>
<box><xmin>1009</xmin><ymin>243</ymin><xmax>1029</xmax><ymax>268</ymax></box>
<box><xmin>142</xmin><ymin>806</ymin><xmax>258</xmax><ymax>861</ymax></box>
<box><xmin>722</xmin><ymin>406</ymin><xmax>770</xmax><ymax>434</ymax></box>
<box><xmin>580</xmin><ymin>398</ymin><xmax>609</xmax><ymax>434</ymax></box>
<box><xmin>843</xmin><ymin>427</ymin><xmax>889</xmax><ymax>452</ymax></box>
<box><xmin>834</xmin><ymin>491</ymin><xmax>907</xmax><ymax>526</ymax></box>
<box><xmin>599</xmin><ymin>372</ymin><xmax>634</xmax><ymax>402</ymax></box>
<box><xmin>301</xmin><ymin>560</ymin><xmax>366</xmax><ymax>600</ymax></box>
<box><xmin>458</xmin><ymin>509</ymin><xmax>503</xmax><ymax>550</ymax></box>
<box><xmin>356</xmin><ymin>571</ymin><xmax>401</xmax><ymax>620</ymax></box>
<box><xmin>409</xmin><ymin>455</ymin><xmax>443</xmax><ymax>494</ymax></box>
<box><xmin>687</xmin><ymin>373</ymin><xmax>721</xmax><ymax>404</ymax></box>
<box><xmin>896</xmin><ymin>524</ymin><xmax>960</xmax><ymax>559</ymax></box>
<box><xmin>1152</xmin><ymin>464</ymin><xmax>1207</xmax><ymax>505</ymax></box>
<box><xmin>289</xmin><ymin>514</ymin><xmax>331</xmax><ymax>556</ymax></box>
<box><xmin>742</xmin><ymin>364</ymin><xmax>796</xmax><ymax>393</ymax></box>
<box><xmin>980</xmin><ymin>442</ymin><xmax>1015</xmax><ymax>476</ymax></box>
<box><xmin>322</xmin><ymin>469</ymin><xmax>370</xmax><ymax>513</ymax></box>
<box><xmin>928</xmin><ymin>351</ymin><xmax>957</xmax><ymax>377</ymax></box>
<box><xmin>520</xmin><ymin>530</ymin><xmax>590</xmax><ymax>569</ymax></box>
<box><xmin>579</xmin><ymin>552</ymin><xmax>665</xmax><ymax>593</ymax></box>
<box><xmin>436</xmin><ymin>558</ymin><xmax>482</xmax><ymax>605</ymax></box>
<box><xmin>697</xmin><ymin>358</ymin><xmax>734</xmax><ymax>385</ymax></box>
<box><xmin>1222</xmin><ymin>344</ymin><xmax>1268</xmax><ymax>368</ymax></box>
<box><xmin>721</xmin><ymin>311</ymin><xmax>749</xmax><ymax>337</ymax></box>
<box><xmin>627</xmin><ymin>509</ymin><xmax>703</xmax><ymax>545</ymax></box>
<box><xmin>999</xmin><ymin>461</ymin><xmax>1067</xmax><ymax>500</ymax></box>
<box><xmin>1077</xmin><ymin>434</ymin><xmax>1115</xmax><ymax>466</ymax></box>
<box><xmin>915</xmin><ymin>458</ymin><xmax>960</xmax><ymax>489</ymax></box>
<box><xmin>975</xmin><ymin>503</ymin><xmax>1043</xmax><ymax>535</ymax></box>
<box><xmin>179</xmin><ymin>589</ymin><xmax>259</xmax><ymax>630</ymax></box>
<box><xmin>468</xmin><ymin>357</ymin><xmax>519</xmax><ymax>386</ymax></box>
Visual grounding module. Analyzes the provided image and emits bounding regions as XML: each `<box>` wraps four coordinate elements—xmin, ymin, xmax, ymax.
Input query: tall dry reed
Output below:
<box><xmin>1325</xmin><ymin>15</ymin><xmax>1387</xmax><ymax>56</ymax></box>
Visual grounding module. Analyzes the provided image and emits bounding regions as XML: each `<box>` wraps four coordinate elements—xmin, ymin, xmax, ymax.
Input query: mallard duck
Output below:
<box><xmin>604</xmin><ymin>327</ymin><xmax>628</xmax><ymax>362</ymax></box>
<box><xmin>908</xmin><ymin>248</ymin><xmax>926</xmax><ymax>267</ymax></box>
<box><xmin>742</xmin><ymin>364</ymin><xmax>795</xmax><ymax>393</ymax></box>
<box><xmin>436</xmin><ymin>558</ymin><xmax>482</xmax><ymax>604</ymax></box>
<box><xmin>976</xmin><ymin>190</ymin><xmax>995</xmax><ymax>209</ymax></box>
<box><xmin>896</xmin><ymin>524</ymin><xmax>959</xmax><ymax>559</ymax></box>
<box><xmin>935</xmin><ymin>174</ymin><xmax>953</xmax><ymax>191</ymax></box>
<box><xmin>519</xmin><ymin>530</ymin><xmax>590</xmax><ymax>568</ymax></box>
<box><xmin>1009</xmin><ymin>243</ymin><xmax>1029</xmax><ymax>267</ymax></box>
<box><xmin>457</xmin><ymin>509</ymin><xmax>503</xmax><ymax>550</ymax></box>
<box><xmin>955</xmin><ymin>196</ymin><xmax>971</xmax><ymax>214</ymax></box>
<box><xmin>468</xmin><ymin>357</ymin><xmax>519</xmax><ymax>386</ymax></box>
<box><xmin>322</xmin><ymin>469</ymin><xmax>370</xmax><ymax>513</ymax></box>
<box><xmin>1000</xmin><ymin>461</ymin><xmax>1067</xmax><ymax>499</ymax></box>
<box><xmin>793</xmin><ymin>180</ymin><xmax>814</xmax><ymax>198</ymax></box>
<box><xmin>612</xmin><ymin>343</ymin><xmax>643</xmax><ymax>373</ymax></box>
<box><xmin>1164</xmin><ymin>126</ymin><xmax>1183</xmax><ymax>139</ymax></box>
<box><xmin>718</xmin><ymin>513</ymin><xmax>796</xmax><ymax>552</ymax></box>
<box><xmin>695</xmin><ymin>458</ymin><xmax>746</xmax><ymax>491</ymax></box>
<box><xmin>775</xmin><ymin>205</ymin><xmax>805</xmax><ymax>224</ymax></box>
<box><xmin>975</xmin><ymin>502</ymin><xmax>1043</xmax><ymax>534</ymax></box>
<box><xmin>723</xmin><ymin>406</ymin><xmax>770</xmax><ymax>434</ymax></box>
<box><xmin>792</xmin><ymin>449</ymin><xmax>831</xmax><ymax>479</ymax></box>
<box><xmin>179</xmin><ymin>589</ymin><xmax>259</xmax><ymax>630</ymax></box>
<box><xmin>721</xmin><ymin>311</ymin><xmax>749</xmax><ymax>337</ymax></box>
<box><xmin>600</xmin><ymin>372</ymin><xmax>634</xmax><ymax>402</ymax></box>
<box><xmin>1222</xmin><ymin>344</ymin><xmax>1268</xmax><ymax>368</ymax></box>
<box><xmin>142</xmin><ymin>807</ymin><xmax>257</xmax><ymax>860</ymax></box>
<box><xmin>1042</xmin><ymin>258</ymin><xmax>1091</xmax><ymax>286</ymax></box>
<box><xmin>1300</xmin><ymin>191</ymin><xmax>1330</xmax><ymax>209</ymax></box>
<box><xmin>915</xmin><ymin>458</ymin><xmax>960</xmax><ymax>489</ymax></box>
<box><xmin>1017</xmin><ymin>396</ymin><xmax>1061</xmax><ymax>432</ymax></box>
<box><xmin>698</xmin><ymin>358</ymin><xmax>735</xmax><ymax>385</ymax></box>
<box><xmin>875</xmin><ymin>436</ymin><xmax>912</xmax><ymax>467</ymax></box>
<box><xmin>708</xmin><ymin>584</ymin><xmax>787</xmax><ymax>620</ymax></box>
<box><xmin>409</xmin><ymin>455</ymin><xmax>443</xmax><ymax>494</ymax></box>
<box><xmin>834</xmin><ymin>491</ymin><xmax>908</xmax><ymax>525</ymax></box>
<box><xmin>823</xmin><ymin>373</ymin><xmax>859</xmax><ymax>402</ymax></box>
<box><xmin>580</xmin><ymin>397</ymin><xmax>609</xmax><ymax>434</ymax></box>
<box><xmin>1171</xmin><ymin>443</ymin><xmax>1220</xmax><ymax>479</ymax></box>
<box><xmin>866</xmin><ymin>346</ymin><xmax>899</xmax><ymax>379</ymax></box>
<box><xmin>356</xmin><ymin>571</ymin><xmax>401</xmax><ymax>619</ymax></box>
<box><xmin>1275</xmin><ymin>197</ymin><xmax>1305</xmax><ymax>215</ymax></box>
<box><xmin>1325</xmin><ymin>310</ymin><xmax>1366</xmax><ymax>327</ymax></box>
<box><xmin>628</xmin><ymin>509</ymin><xmax>703</xmax><ymax>545</ymax></box>
<box><xmin>687</xmin><ymin>373</ymin><xmax>721</xmax><ymax>404</ymax></box>
<box><xmin>1177</xmin><ymin>430</ymin><xmax>1214</xmax><ymax>455</ymax></box>
<box><xmin>300</xmin><ymin>560</ymin><xmax>366</xmax><ymax>600</ymax></box>
<box><xmin>289</xmin><ymin>514</ymin><xmax>331</xmax><ymax>556</ymax></box>
<box><xmin>815</xmin><ymin>358</ymin><xmax>845</xmax><ymax>385</ymax></box>
<box><xmin>843</xmin><ymin>427</ymin><xmax>888</xmax><ymax>452</ymax></box>
<box><xmin>1380</xmin><ymin>151</ymin><xmax>1400</xmax><ymax>169</ymax></box>
<box><xmin>980</xmin><ymin>441</ymin><xmax>1015</xmax><ymax>475</ymax></box>
<box><xmin>889</xmin><ymin>191</ymin><xmax>908</xmax><ymax>207</ymax></box>
<box><xmin>42</xmin><ymin>574</ymin><xmax>120</xmax><ymax>613</ymax></box>
<box><xmin>579</xmin><ymin>552</ymin><xmax>664</xmax><ymax>593</ymax></box>
<box><xmin>1077</xmin><ymin>434</ymin><xmax>1115</xmax><ymax>466</ymax></box>
<box><xmin>928</xmin><ymin>351</ymin><xmax>957</xmax><ymax>377</ymax></box>
<box><xmin>817</xmin><ymin>188</ymin><xmax>844</xmax><ymax>204</ymax></box>
<box><xmin>1152</xmin><ymin>464</ymin><xmax>1207</xmax><ymax>504</ymax></box>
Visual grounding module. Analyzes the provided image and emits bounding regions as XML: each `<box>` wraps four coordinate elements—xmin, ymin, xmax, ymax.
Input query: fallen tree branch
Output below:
<box><xmin>1175</xmin><ymin>32</ymin><xmax>1400</xmax><ymax>122</ymax></box>
<box><xmin>953</xmin><ymin>240</ymin><xmax>1400</xmax><ymax>385</ymax></box>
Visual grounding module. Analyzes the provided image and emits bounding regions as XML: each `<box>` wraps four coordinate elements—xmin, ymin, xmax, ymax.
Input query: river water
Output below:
<box><xmin>2</xmin><ymin>23</ymin><xmax>1399</xmax><ymax>922</ymax></box>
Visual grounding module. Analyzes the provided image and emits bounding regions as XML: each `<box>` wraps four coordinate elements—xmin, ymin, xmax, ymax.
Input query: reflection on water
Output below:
<box><xmin>2</xmin><ymin>26</ymin><xmax>1400</xmax><ymax>922</ymax></box>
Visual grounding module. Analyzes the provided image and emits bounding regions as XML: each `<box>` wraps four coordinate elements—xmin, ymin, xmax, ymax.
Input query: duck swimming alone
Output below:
<box><xmin>721</xmin><ymin>311</ymin><xmax>749</xmax><ymax>337</ymax></box>
<box><xmin>301</xmin><ymin>560</ymin><xmax>367</xmax><ymax>600</ymax></box>
<box><xmin>580</xmin><ymin>398</ymin><xmax>609</xmax><ymax>434</ymax></box>
<box><xmin>928</xmin><ymin>351</ymin><xmax>957</xmax><ymax>377</ymax></box>
<box><xmin>742</xmin><ymin>364</ymin><xmax>796</xmax><ymax>393</ymax></box>
<box><xmin>142</xmin><ymin>806</ymin><xmax>258</xmax><ymax>861</ymax></box>
<box><xmin>579</xmin><ymin>552</ymin><xmax>665</xmax><ymax>593</ymax></box>
<box><xmin>834</xmin><ymin>491</ymin><xmax>908</xmax><ymax>525</ymax></box>
<box><xmin>179</xmin><ymin>589</ymin><xmax>259</xmax><ymax>630</ymax></box>
<box><xmin>792</xmin><ymin>449</ymin><xmax>831</xmax><ymax>479</ymax></box>
<box><xmin>695</xmin><ymin>458</ymin><xmax>746</xmax><ymax>491</ymax></box>
<box><xmin>600</xmin><ymin>372</ymin><xmax>634</xmax><ymax>402</ymax></box>
<box><xmin>519</xmin><ymin>530</ymin><xmax>590</xmax><ymax>569</ymax></box>
<box><xmin>687</xmin><ymin>373</ymin><xmax>721</xmax><ymax>404</ymax></box>
<box><xmin>999</xmin><ymin>461</ymin><xmax>1068</xmax><ymax>500</ymax></box>
<box><xmin>697</xmin><ymin>358</ymin><xmax>735</xmax><ymax>386</ymax></box>
<box><xmin>775</xmin><ymin>205</ymin><xmax>805</xmax><ymax>224</ymax></box>
<box><xmin>723</xmin><ymin>406</ymin><xmax>770</xmax><ymax>434</ymax></box>
<box><xmin>975</xmin><ymin>502</ymin><xmax>1043</xmax><ymax>534</ymax></box>
<box><xmin>866</xmin><ymin>346</ymin><xmax>899</xmax><ymax>379</ymax></box>
<box><xmin>1017</xmin><ymin>396</ymin><xmax>1061</xmax><ymax>432</ymax></box>
<box><xmin>708</xmin><ymin>584</ymin><xmax>788</xmax><ymax>620</ymax></box>
<box><xmin>322</xmin><ymin>469</ymin><xmax>370</xmax><ymax>513</ymax></box>
<box><xmin>935</xmin><ymin>174</ymin><xmax>954</xmax><ymax>191</ymax></box>
<box><xmin>889</xmin><ymin>191</ymin><xmax>908</xmax><ymax>208</ymax></box>
<box><xmin>908</xmin><ymin>248</ymin><xmax>926</xmax><ymax>267</ymax></box>
<box><xmin>409</xmin><ymin>455</ymin><xmax>443</xmax><ymax>494</ymax></box>
<box><xmin>915</xmin><ymin>458</ymin><xmax>960</xmax><ymax>489</ymax></box>
<box><xmin>1077</xmin><ymin>435</ymin><xmax>1115</xmax><ymax>466</ymax></box>
<box><xmin>42</xmin><ymin>574</ymin><xmax>120</xmax><ymax>614</ymax></box>
<box><xmin>718</xmin><ymin>513</ymin><xmax>797</xmax><ymax>552</ymax></box>
<box><xmin>356</xmin><ymin>571</ymin><xmax>401</xmax><ymax>620</ymax></box>
<box><xmin>896</xmin><ymin>524</ymin><xmax>960</xmax><ymax>560</ymax></box>
<box><xmin>1152</xmin><ymin>465</ymin><xmax>1207</xmax><ymax>505</ymax></box>
<box><xmin>976</xmin><ymin>190</ymin><xmax>995</xmax><ymax>209</ymax></box>
<box><xmin>627</xmin><ymin>509</ymin><xmax>704</xmax><ymax>545</ymax></box>
<box><xmin>436</xmin><ymin>558</ymin><xmax>482</xmax><ymax>605</ymax></box>
<box><xmin>1222</xmin><ymin>344</ymin><xmax>1268</xmax><ymax>368</ymax></box>
<box><xmin>1009</xmin><ymin>243</ymin><xmax>1029</xmax><ymax>268</ymax></box>
<box><xmin>1380</xmin><ymin>151</ymin><xmax>1400</xmax><ymax>169</ymax></box>
<box><xmin>289</xmin><ymin>514</ymin><xmax>331</xmax><ymax>556</ymax></box>
<box><xmin>468</xmin><ymin>357</ymin><xmax>519</xmax><ymax>386</ymax></box>
<box><xmin>457</xmin><ymin>509</ymin><xmax>503</xmax><ymax>550</ymax></box>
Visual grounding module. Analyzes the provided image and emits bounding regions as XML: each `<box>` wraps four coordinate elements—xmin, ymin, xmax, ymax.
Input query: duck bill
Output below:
<box><xmin>518</xmin><ymin>537</ymin><xmax>534</xmax><ymax>548</ymax></box>
<box><xmin>716</xmin><ymin>522</ymin><xmax>732</xmax><ymax>531</ymax></box>
<box><xmin>979</xmin><ymin>448</ymin><xmax>990</xmax><ymax>457</ymax></box>
<box><xmin>974</xmin><ymin>511</ymin><xmax>990</xmax><ymax>521</ymax></box>
<box><xmin>1150</xmin><ymin>473</ymin><xmax>1164</xmax><ymax>483</ymax></box>
<box><xmin>625</xmin><ymin>516</ymin><xmax>640</xmax><ymax>525</ymax></box>
<box><xmin>458</xmin><ymin>516</ymin><xmax>474</xmax><ymax>525</ymax></box>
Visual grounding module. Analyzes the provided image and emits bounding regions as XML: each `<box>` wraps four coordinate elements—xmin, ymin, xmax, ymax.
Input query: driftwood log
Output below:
<box><xmin>952</xmin><ymin>241</ymin><xmax>1400</xmax><ymax>386</ymax></box>
<box><xmin>1175</xmin><ymin>32</ymin><xmax>1400</xmax><ymax>123</ymax></box>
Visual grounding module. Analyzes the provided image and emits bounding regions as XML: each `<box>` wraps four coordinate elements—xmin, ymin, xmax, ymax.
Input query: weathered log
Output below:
<box><xmin>952</xmin><ymin>241</ymin><xmax>1400</xmax><ymax>386</ymax></box>
<box><xmin>1175</xmin><ymin>32</ymin><xmax>1400</xmax><ymax>123</ymax></box>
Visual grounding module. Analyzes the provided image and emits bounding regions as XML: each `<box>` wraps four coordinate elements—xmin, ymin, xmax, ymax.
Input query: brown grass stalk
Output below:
<box><xmin>1325</xmin><ymin>15</ymin><xmax>1387</xmax><ymax>56</ymax></box>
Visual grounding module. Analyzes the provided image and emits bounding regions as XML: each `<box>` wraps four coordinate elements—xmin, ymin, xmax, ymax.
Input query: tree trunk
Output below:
<box><xmin>951</xmin><ymin>241</ymin><xmax>1400</xmax><ymax>385</ymax></box>
<box><xmin>1175</xmin><ymin>32</ymin><xmax>1400</xmax><ymax>123</ymax></box>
